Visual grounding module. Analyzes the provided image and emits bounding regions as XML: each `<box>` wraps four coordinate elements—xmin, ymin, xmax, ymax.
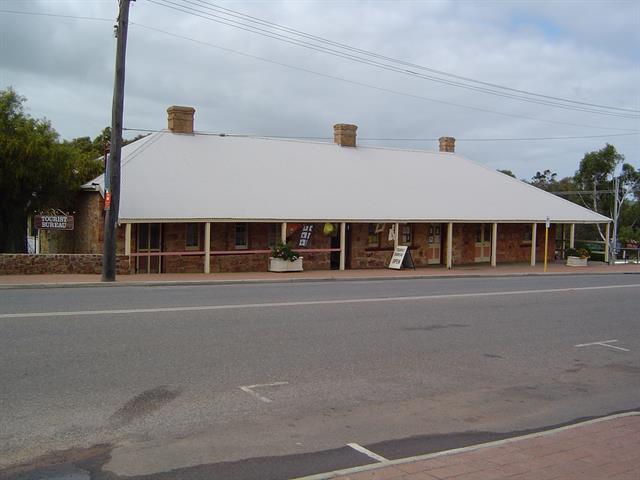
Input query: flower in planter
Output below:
<box><xmin>566</xmin><ymin>247</ymin><xmax>591</xmax><ymax>259</ymax></box>
<box><xmin>271</xmin><ymin>242</ymin><xmax>300</xmax><ymax>262</ymax></box>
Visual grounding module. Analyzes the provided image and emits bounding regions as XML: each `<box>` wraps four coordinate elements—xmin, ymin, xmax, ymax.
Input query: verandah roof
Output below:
<box><xmin>84</xmin><ymin>130</ymin><xmax>610</xmax><ymax>224</ymax></box>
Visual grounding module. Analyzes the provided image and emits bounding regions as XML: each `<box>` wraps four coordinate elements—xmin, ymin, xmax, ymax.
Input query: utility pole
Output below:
<box><xmin>611</xmin><ymin>176</ymin><xmax>620</xmax><ymax>264</ymax></box>
<box><xmin>102</xmin><ymin>0</ymin><xmax>133</xmax><ymax>282</ymax></box>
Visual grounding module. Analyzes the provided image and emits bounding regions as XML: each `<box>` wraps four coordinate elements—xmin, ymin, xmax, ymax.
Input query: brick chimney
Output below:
<box><xmin>167</xmin><ymin>106</ymin><xmax>196</xmax><ymax>134</ymax></box>
<box><xmin>439</xmin><ymin>136</ymin><xmax>455</xmax><ymax>153</ymax></box>
<box><xmin>333</xmin><ymin>123</ymin><xmax>357</xmax><ymax>147</ymax></box>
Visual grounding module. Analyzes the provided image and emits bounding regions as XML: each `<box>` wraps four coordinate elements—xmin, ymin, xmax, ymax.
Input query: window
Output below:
<box><xmin>401</xmin><ymin>224</ymin><xmax>412</xmax><ymax>245</ymax></box>
<box><xmin>185</xmin><ymin>223</ymin><xmax>200</xmax><ymax>249</ymax></box>
<box><xmin>476</xmin><ymin>223</ymin><xmax>491</xmax><ymax>243</ymax></box>
<box><xmin>235</xmin><ymin>223</ymin><xmax>248</xmax><ymax>249</ymax></box>
<box><xmin>267</xmin><ymin>224</ymin><xmax>277</xmax><ymax>248</ymax></box>
<box><xmin>367</xmin><ymin>224</ymin><xmax>379</xmax><ymax>247</ymax></box>
<box><xmin>523</xmin><ymin>227</ymin><xmax>533</xmax><ymax>244</ymax></box>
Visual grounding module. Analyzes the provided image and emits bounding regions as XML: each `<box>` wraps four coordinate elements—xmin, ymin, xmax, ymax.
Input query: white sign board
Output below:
<box><xmin>389</xmin><ymin>246</ymin><xmax>408</xmax><ymax>269</ymax></box>
<box><xmin>545</xmin><ymin>216</ymin><xmax>550</xmax><ymax>228</ymax></box>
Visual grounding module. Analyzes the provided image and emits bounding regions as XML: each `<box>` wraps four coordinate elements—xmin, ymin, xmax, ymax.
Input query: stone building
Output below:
<box><xmin>74</xmin><ymin>106</ymin><xmax>609</xmax><ymax>274</ymax></box>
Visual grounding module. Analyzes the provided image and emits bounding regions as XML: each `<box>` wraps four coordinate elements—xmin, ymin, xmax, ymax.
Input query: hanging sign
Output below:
<box><xmin>298</xmin><ymin>224</ymin><xmax>314</xmax><ymax>247</ymax></box>
<box><xmin>34</xmin><ymin>215</ymin><xmax>74</xmax><ymax>231</ymax></box>
<box><xmin>388</xmin><ymin>245</ymin><xmax>416</xmax><ymax>270</ymax></box>
<box><xmin>104</xmin><ymin>191</ymin><xmax>111</xmax><ymax>211</ymax></box>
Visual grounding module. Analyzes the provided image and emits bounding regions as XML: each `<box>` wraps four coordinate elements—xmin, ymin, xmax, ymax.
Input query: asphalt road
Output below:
<box><xmin>1</xmin><ymin>274</ymin><xmax>639</xmax><ymax>479</ymax></box>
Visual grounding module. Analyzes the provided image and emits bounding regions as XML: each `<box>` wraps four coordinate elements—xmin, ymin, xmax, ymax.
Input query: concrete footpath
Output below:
<box><xmin>302</xmin><ymin>413</ymin><xmax>640</xmax><ymax>480</ymax></box>
<box><xmin>0</xmin><ymin>262</ymin><xmax>638</xmax><ymax>288</ymax></box>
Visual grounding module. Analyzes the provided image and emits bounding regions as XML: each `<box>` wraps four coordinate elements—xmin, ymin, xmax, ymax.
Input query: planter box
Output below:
<box><xmin>269</xmin><ymin>257</ymin><xmax>303</xmax><ymax>272</ymax></box>
<box><xmin>566</xmin><ymin>256</ymin><xmax>588</xmax><ymax>267</ymax></box>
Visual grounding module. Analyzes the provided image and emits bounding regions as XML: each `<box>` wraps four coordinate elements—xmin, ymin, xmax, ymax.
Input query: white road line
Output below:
<box><xmin>1</xmin><ymin>283</ymin><xmax>639</xmax><ymax>319</ymax></box>
<box><xmin>239</xmin><ymin>382</ymin><xmax>288</xmax><ymax>403</ymax></box>
<box><xmin>575</xmin><ymin>339</ymin><xmax>630</xmax><ymax>352</ymax></box>
<box><xmin>347</xmin><ymin>443</ymin><xmax>388</xmax><ymax>463</ymax></box>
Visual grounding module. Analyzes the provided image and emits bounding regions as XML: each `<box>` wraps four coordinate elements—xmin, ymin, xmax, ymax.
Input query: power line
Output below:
<box><xmin>145</xmin><ymin>0</ymin><xmax>639</xmax><ymax>119</ymax></box>
<box><xmin>131</xmin><ymin>22</ymin><xmax>640</xmax><ymax>133</ymax></box>
<box><xmin>190</xmin><ymin>0</ymin><xmax>639</xmax><ymax>116</ymax></box>
<box><xmin>5</xmin><ymin>7</ymin><xmax>638</xmax><ymax>131</ymax></box>
<box><xmin>0</xmin><ymin>9</ymin><xmax>113</xmax><ymax>22</ymax></box>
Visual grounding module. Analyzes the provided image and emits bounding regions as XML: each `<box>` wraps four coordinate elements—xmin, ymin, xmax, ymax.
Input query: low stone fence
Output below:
<box><xmin>0</xmin><ymin>254</ymin><xmax>131</xmax><ymax>275</ymax></box>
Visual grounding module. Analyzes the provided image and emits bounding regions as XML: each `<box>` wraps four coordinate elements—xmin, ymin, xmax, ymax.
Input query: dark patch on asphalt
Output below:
<box><xmin>402</xmin><ymin>323</ymin><xmax>469</xmax><ymax>331</ymax></box>
<box><xmin>5</xmin><ymin>408</ymin><xmax>639</xmax><ymax>480</ymax></box>
<box><xmin>0</xmin><ymin>444</ymin><xmax>112</xmax><ymax>480</ymax></box>
<box><xmin>124</xmin><ymin>446</ymin><xmax>373</xmax><ymax>480</ymax></box>
<box><xmin>364</xmin><ymin>407</ymin><xmax>640</xmax><ymax>461</ymax></box>
<box><xmin>602</xmin><ymin>363</ymin><xmax>640</xmax><ymax>374</ymax></box>
<box><xmin>109</xmin><ymin>386</ymin><xmax>182</xmax><ymax>427</ymax></box>
<box><xmin>483</xmin><ymin>353</ymin><xmax>503</xmax><ymax>359</ymax></box>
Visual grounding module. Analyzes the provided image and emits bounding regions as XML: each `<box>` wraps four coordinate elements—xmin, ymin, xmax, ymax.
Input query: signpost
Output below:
<box><xmin>388</xmin><ymin>245</ymin><xmax>416</xmax><ymax>270</ymax></box>
<box><xmin>544</xmin><ymin>216</ymin><xmax>550</xmax><ymax>272</ymax></box>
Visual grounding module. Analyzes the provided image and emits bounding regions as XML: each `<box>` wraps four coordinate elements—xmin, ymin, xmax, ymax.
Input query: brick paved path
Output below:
<box><xmin>332</xmin><ymin>414</ymin><xmax>640</xmax><ymax>480</ymax></box>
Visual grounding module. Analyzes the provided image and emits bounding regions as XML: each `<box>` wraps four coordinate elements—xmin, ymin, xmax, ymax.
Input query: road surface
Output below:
<box><xmin>1</xmin><ymin>274</ymin><xmax>638</xmax><ymax>479</ymax></box>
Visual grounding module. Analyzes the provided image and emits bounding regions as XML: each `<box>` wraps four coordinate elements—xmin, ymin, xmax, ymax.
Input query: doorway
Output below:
<box><xmin>136</xmin><ymin>223</ymin><xmax>162</xmax><ymax>273</ymax></box>
<box><xmin>427</xmin><ymin>223</ymin><xmax>442</xmax><ymax>264</ymax></box>
<box><xmin>474</xmin><ymin>223</ymin><xmax>491</xmax><ymax>262</ymax></box>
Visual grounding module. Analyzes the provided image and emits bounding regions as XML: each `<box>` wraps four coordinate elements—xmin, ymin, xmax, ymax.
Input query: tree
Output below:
<box><xmin>497</xmin><ymin>169</ymin><xmax>516</xmax><ymax>178</ymax></box>
<box><xmin>573</xmin><ymin>144</ymin><xmax>639</xmax><ymax>253</ymax></box>
<box><xmin>530</xmin><ymin>169</ymin><xmax>558</xmax><ymax>190</ymax></box>
<box><xmin>0</xmin><ymin>88</ymin><xmax>103</xmax><ymax>252</ymax></box>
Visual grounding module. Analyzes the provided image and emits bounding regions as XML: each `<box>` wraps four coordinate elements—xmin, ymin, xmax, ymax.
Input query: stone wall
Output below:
<box><xmin>0</xmin><ymin>254</ymin><xmax>131</xmax><ymax>275</ymax></box>
<box><xmin>349</xmin><ymin>223</ymin><xmax>557</xmax><ymax>268</ymax></box>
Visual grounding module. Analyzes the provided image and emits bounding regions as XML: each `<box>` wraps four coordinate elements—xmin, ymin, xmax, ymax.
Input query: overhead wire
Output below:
<box><xmin>185</xmin><ymin>0</ymin><xmax>638</xmax><ymax>115</ymax></box>
<box><xmin>146</xmin><ymin>0</ymin><xmax>639</xmax><ymax>119</ymax></box>
<box><xmin>131</xmin><ymin>22</ymin><xmax>640</xmax><ymax>133</ymax></box>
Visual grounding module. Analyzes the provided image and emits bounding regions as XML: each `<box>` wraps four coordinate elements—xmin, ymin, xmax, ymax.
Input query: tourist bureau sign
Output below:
<box><xmin>35</xmin><ymin>215</ymin><xmax>74</xmax><ymax>231</ymax></box>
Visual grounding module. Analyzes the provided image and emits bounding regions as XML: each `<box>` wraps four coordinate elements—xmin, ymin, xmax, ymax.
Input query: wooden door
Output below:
<box><xmin>136</xmin><ymin>223</ymin><xmax>162</xmax><ymax>273</ymax></box>
<box><xmin>427</xmin><ymin>223</ymin><xmax>441</xmax><ymax>264</ymax></box>
<box><xmin>474</xmin><ymin>223</ymin><xmax>491</xmax><ymax>262</ymax></box>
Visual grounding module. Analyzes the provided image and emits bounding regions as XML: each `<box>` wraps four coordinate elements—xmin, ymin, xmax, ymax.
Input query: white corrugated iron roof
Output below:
<box><xmin>85</xmin><ymin>130</ymin><xmax>610</xmax><ymax>224</ymax></box>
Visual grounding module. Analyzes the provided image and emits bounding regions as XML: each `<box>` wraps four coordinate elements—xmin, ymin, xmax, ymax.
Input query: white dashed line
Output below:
<box><xmin>575</xmin><ymin>339</ymin><xmax>630</xmax><ymax>352</ymax></box>
<box><xmin>1</xmin><ymin>283</ymin><xmax>638</xmax><ymax>319</ymax></box>
<box><xmin>239</xmin><ymin>382</ymin><xmax>288</xmax><ymax>403</ymax></box>
<box><xmin>347</xmin><ymin>443</ymin><xmax>388</xmax><ymax>463</ymax></box>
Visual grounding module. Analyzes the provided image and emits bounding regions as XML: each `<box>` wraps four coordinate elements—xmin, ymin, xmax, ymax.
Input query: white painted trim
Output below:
<box><xmin>394</xmin><ymin>223</ymin><xmax>399</xmax><ymax>250</ymax></box>
<box><xmin>339</xmin><ymin>222</ymin><xmax>346</xmax><ymax>271</ymax></box>
<box><xmin>446</xmin><ymin>222</ymin><xmax>453</xmax><ymax>269</ymax></box>
<box><xmin>605</xmin><ymin>222</ymin><xmax>610</xmax><ymax>263</ymax></box>
<box><xmin>570</xmin><ymin>223</ymin><xmax>575</xmax><ymax>249</ymax></box>
<box><xmin>204</xmin><ymin>222</ymin><xmax>211</xmax><ymax>274</ymax></box>
<box><xmin>124</xmin><ymin>223</ymin><xmax>131</xmax><ymax>256</ymax></box>
<box><xmin>491</xmin><ymin>223</ymin><xmax>498</xmax><ymax>267</ymax></box>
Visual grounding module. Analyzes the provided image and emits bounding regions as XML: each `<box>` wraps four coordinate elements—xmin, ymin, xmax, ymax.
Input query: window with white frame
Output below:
<box><xmin>235</xmin><ymin>223</ymin><xmax>249</xmax><ymax>249</ymax></box>
<box><xmin>185</xmin><ymin>223</ymin><xmax>200</xmax><ymax>249</ymax></box>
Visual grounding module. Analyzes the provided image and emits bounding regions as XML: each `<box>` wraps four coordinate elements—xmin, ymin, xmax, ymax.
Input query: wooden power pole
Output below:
<box><xmin>102</xmin><ymin>0</ymin><xmax>133</xmax><ymax>281</ymax></box>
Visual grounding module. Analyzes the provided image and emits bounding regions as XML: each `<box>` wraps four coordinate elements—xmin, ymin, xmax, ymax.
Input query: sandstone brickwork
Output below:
<box><xmin>0</xmin><ymin>254</ymin><xmax>130</xmax><ymax>275</ymax></box>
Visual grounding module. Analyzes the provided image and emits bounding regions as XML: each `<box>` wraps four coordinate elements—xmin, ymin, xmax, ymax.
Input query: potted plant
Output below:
<box><xmin>269</xmin><ymin>242</ymin><xmax>303</xmax><ymax>272</ymax></box>
<box><xmin>566</xmin><ymin>247</ymin><xmax>590</xmax><ymax>267</ymax></box>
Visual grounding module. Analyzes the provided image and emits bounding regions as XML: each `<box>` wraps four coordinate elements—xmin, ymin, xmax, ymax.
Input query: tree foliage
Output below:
<box><xmin>528</xmin><ymin>144</ymin><xmax>640</xmax><ymax>244</ymax></box>
<box><xmin>0</xmin><ymin>87</ymin><xmax>104</xmax><ymax>252</ymax></box>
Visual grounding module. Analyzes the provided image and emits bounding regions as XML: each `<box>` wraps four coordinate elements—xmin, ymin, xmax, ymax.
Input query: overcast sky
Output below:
<box><xmin>1</xmin><ymin>0</ymin><xmax>638</xmax><ymax>179</ymax></box>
